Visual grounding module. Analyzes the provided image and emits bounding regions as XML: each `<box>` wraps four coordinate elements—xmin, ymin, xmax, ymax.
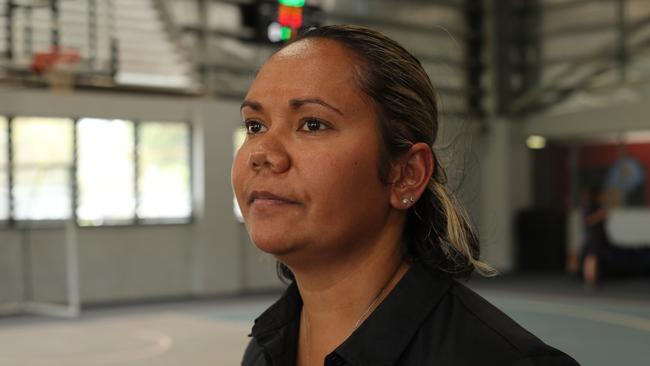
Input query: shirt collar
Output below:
<box><xmin>252</xmin><ymin>282</ymin><xmax>302</xmax><ymax>336</ymax></box>
<box><xmin>251</xmin><ymin>282</ymin><xmax>302</xmax><ymax>366</ymax></box>
<box><xmin>250</xmin><ymin>262</ymin><xmax>451</xmax><ymax>366</ymax></box>
<box><xmin>334</xmin><ymin>262</ymin><xmax>451</xmax><ymax>366</ymax></box>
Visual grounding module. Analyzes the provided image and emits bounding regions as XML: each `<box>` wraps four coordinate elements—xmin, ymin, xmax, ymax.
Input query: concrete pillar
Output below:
<box><xmin>478</xmin><ymin>118</ymin><xmax>532</xmax><ymax>271</ymax></box>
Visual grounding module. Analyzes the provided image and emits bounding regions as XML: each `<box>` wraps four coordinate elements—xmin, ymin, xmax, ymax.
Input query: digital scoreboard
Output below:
<box><xmin>268</xmin><ymin>0</ymin><xmax>305</xmax><ymax>42</ymax></box>
<box><xmin>242</xmin><ymin>0</ymin><xmax>323</xmax><ymax>43</ymax></box>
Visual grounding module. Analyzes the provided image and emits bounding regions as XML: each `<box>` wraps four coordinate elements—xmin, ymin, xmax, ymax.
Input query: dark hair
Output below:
<box><xmin>274</xmin><ymin>25</ymin><xmax>496</xmax><ymax>281</ymax></box>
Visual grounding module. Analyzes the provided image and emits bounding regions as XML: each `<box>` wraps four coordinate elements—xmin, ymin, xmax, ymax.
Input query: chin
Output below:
<box><xmin>249</xmin><ymin>230</ymin><xmax>303</xmax><ymax>257</ymax></box>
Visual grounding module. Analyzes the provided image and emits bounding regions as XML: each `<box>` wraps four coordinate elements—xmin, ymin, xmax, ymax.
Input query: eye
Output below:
<box><xmin>244</xmin><ymin>120</ymin><xmax>267</xmax><ymax>134</ymax></box>
<box><xmin>300</xmin><ymin>118</ymin><xmax>329</xmax><ymax>132</ymax></box>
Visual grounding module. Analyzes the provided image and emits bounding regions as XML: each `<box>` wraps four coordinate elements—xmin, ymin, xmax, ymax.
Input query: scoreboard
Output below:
<box><xmin>242</xmin><ymin>0</ymin><xmax>324</xmax><ymax>43</ymax></box>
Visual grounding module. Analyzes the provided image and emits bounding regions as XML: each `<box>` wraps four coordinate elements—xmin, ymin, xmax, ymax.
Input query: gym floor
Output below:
<box><xmin>0</xmin><ymin>275</ymin><xmax>648</xmax><ymax>366</ymax></box>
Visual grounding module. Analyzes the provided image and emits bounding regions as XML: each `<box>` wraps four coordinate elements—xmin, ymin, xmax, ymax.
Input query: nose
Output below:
<box><xmin>248</xmin><ymin>136</ymin><xmax>290</xmax><ymax>173</ymax></box>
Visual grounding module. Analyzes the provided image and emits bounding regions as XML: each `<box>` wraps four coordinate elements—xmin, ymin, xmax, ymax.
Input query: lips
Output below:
<box><xmin>249</xmin><ymin>190</ymin><xmax>298</xmax><ymax>205</ymax></box>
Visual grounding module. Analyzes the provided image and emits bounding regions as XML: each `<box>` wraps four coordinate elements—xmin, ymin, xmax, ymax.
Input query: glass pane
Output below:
<box><xmin>13</xmin><ymin>117</ymin><xmax>73</xmax><ymax>164</ymax></box>
<box><xmin>233</xmin><ymin>127</ymin><xmax>246</xmax><ymax>157</ymax></box>
<box><xmin>0</xmin><ymin>117</ymin><xmax>8</xmax><ymax>220</ymax></box>
<box><xmin>12</xmin><ymin>117</ymin><xmax>73</xmax><ymax>220</ymax></box>
<box><xmin>14</xmin><ymin>168</ymin><xmax>71</xmax><ymax>220</ymax></box>
<box><xmin>137</xmin><ymin>122</ymin><xmax>191</xmax><ymax>219</ymax></box>
<box><xmin>233</xmin><ymin>128</ymin><xmax>246</xmax><ymax>222</ymax></box>
<box><xmin>77</xmin><ymin>118</ymin><xmax>135</xmax><ymax>225</ymax></box>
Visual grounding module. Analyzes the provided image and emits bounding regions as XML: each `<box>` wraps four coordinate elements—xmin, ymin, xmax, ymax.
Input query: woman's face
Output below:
<box><xmin>231</xmin><ymin>39</ymin><xmax>395</xmax><ymax>266</ymax></box>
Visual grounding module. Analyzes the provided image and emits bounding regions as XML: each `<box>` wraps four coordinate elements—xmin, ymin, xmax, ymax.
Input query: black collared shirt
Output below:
<box><xmin>242</xmin><ymin>262</ymin><xmax>580</xmax><ymax>366</ymax></box>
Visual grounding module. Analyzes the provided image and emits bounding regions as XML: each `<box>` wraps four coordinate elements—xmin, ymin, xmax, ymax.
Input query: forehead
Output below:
<box><xmin>246</xmin><ymin>39</ymin><xmax>363</xmax><ymax>102</ymax></box>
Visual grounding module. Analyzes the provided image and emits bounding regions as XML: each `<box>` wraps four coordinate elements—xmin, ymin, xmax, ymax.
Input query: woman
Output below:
<box><xmin>233</xmin><ymin>25</ymin><xmax>578</xmax><ymax>366</ymax></box>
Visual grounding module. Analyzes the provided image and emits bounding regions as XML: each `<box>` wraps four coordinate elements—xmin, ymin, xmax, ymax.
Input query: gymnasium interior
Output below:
<box><xmin>0</xmin><ymin>0</ymin><xmax>649</xmax><ymax>365</ymax></box>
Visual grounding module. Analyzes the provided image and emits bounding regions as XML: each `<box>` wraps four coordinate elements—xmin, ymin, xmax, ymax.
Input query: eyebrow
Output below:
<box><xmin>290</xmin><ymin>98</ymin><xmax>344</xmax><ymax>116</ymax></box>
<box><xmin>240</xmin><ymin>100</ymin><xmax>262</xmax><ymax>112</ymax></box>
<box><xmin>240</xmin><ymin>98</ymin><xmax>344</xmax><ymax>116</ymax></box>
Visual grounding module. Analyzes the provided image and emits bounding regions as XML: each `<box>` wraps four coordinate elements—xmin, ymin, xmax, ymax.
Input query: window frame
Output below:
<box><xmin>0</xmin><ymin>116</ymin><xmax>12</xmax><ymax>228</ymax></box>
<box><xmin>0</xmin><ymin>115</ymin><xmax>194</xmax><ymax>229</ymax></box>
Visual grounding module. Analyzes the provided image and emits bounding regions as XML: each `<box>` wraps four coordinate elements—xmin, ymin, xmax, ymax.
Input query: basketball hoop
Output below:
<box><xmin>31</xmin><ymin>47</ymin><xmax>82</xmax><ymax>92</ymax></box>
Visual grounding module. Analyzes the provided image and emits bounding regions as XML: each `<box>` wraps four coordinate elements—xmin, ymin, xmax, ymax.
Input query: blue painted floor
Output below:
<box><xmin>0</xmin><ymin>274</ymin><xmax>648</xmax><ymax>365</ymax></box>
<box><xmin>469</xmin><ymin>274</ymin><xmax>650</xmax><ymax>366</ymax></box>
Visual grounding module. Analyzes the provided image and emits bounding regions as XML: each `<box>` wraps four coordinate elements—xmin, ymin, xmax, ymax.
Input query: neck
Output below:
<box><xmin>293</xmin><ymin>222</ymin><xmax>410</xmax><ymax>365</ymax></box>
<box><xmin>296</xmin><ymin>242</ymin><xmax>407</xmax><ymax>319</ymax></box>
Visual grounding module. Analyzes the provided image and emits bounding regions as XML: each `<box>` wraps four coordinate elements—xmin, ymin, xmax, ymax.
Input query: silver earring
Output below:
<box><xmin>402</xmin><ymin>196</ymin><xmax>415</xmax><ymax>206</ymax></box>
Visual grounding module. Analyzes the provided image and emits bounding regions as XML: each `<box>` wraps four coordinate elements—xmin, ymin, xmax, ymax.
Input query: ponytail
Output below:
<box><xmin>407</xmin><ymin>170</ymin><xmax>496</xmax><ymax>277</ymax></box>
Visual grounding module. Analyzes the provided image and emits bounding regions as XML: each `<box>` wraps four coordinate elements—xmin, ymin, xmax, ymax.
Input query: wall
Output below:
<box><xmin>0</xmin><ymin>87</ymin><xmax>282</xmax><ymax>307</ymax></box>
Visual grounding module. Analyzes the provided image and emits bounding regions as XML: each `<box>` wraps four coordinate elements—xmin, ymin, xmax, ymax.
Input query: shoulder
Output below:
<box><xmin>241</xmin><ymin>337</ymin><xmax>266</xmax><ymax>366</ymax></box>
<box><xmin>447</xmin><ymin>280</ymin><xmax>580</xmax><ymax>365</ymax></box>
<box><xmin>404</xmin><ymin>278</ymin><xmax>579</xmax><ymax>365</ymax></box>
<box><xmin>447</xmin><ymin>280</ymin><xmax>548</xmax><ymax>356</ymax></box>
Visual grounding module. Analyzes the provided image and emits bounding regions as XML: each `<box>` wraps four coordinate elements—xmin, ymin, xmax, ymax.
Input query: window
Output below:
<box><xmin>12</xmin><ymin>117</ymin><xmax>73</xmax><ymax>221</ymax></box>
<box><xmin>0</xmin><ymin>116</ymin><xmax>192</xmax><ymax>226</ymax></box>
<box><xmin>77</xmin><ymin>118</ymin><xmax>135</xmax><ymax>225</ymax></box>
<box><xmin>137</xmin><ymin>122</ymin><xmax>191</xmax><ymax>220</ymax></box>
<box><xmin>0</xmin><ymin>117</ymin><xmax>8</xmax><ymax>221</ymax></box>
<box><xmin>233</xmin><ymin>127</ymin><xmax>247</xmax><ymax>222</ymax></box>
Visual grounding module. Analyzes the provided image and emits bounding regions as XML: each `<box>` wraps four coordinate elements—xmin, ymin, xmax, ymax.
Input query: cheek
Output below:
<box><xmin>304</xmin><ymin>144</ymin><xmax>385</xmax><ymax>211</ymax></box>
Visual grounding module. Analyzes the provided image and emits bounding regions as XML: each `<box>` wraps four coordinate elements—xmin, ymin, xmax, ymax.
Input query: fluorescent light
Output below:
<box><xmin>526</xmin><ymin>135</ymin><xmax>547</xmax><ymax>149</ymax></box>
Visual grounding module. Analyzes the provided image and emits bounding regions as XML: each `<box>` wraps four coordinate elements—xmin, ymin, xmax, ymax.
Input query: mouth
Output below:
<box><xmin>249</xmin><ymin>190</ymin><xmax>299</xmax><ymax>206</ymax></box>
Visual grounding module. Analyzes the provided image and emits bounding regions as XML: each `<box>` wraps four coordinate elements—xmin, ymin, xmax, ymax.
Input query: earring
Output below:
<box><xmin>402</xmin><ymin>196</ymin><xmax>415</xmax><ymax>206</ymax></box>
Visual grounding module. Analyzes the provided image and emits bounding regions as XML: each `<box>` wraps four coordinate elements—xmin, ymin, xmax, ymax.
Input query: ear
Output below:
<box><xmin>389</xmin><ymin>142</ymin><xmax>435</xmax><ymax>210</ymax></box>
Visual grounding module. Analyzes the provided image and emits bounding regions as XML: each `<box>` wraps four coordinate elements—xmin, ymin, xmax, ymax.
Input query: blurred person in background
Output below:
<box><xmin>581</xmin><ymin>185</ymin><xmax>650</xmax><ymax>286</ymax></box>
<box><xmin>233</xmin><ymin>25</ymin><xmax>579</xmax><ymax>366</ymax></box>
